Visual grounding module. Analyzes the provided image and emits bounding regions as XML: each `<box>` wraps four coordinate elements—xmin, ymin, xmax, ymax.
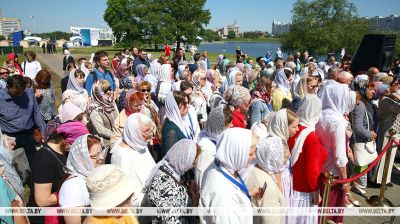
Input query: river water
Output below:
<box><xmin>197</xmin><ymin>41</ymin><xmax>284</xmax><ymax>58</ymax></box>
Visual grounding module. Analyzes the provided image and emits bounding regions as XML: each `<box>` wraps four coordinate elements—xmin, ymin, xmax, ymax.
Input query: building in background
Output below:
<box><xmin>0</xmin><ymin>9</ymin><xmax>21</xmax><ymax>37</ymax></box>
<box><xmin>216</xmin><ymin>20</ymin><xmax>240</xmax><ymax>38</ymax></box>
<box><xmin>369</xmin><ymin>15</ymin><xmax>400</xmax><ymax>31</ymax></box>
<box><xmin>70</xmin><ymin>26</ymin><xmax>114</xmax><ymax>46</ymax></box>
<box><xmin>271</xmin><ymin>20</ymin><xmax>290</xmax><ymax>36</ymax></box>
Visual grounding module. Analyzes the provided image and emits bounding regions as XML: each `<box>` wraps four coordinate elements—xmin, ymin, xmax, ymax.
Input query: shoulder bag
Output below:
<box><xmin>352</xmin><ymin>109</ymin><xmax>377</xmax><ymax>166</ymax></box>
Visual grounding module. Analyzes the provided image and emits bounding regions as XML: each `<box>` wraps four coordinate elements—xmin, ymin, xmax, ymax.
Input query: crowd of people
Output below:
<box><xmin>0</xmin><ymin>44</ymin><xmax>400</xmax><ymax>224</ymax></box>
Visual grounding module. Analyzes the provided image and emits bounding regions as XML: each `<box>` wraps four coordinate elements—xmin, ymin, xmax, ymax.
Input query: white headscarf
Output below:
<box><xmin>67</xmin><ymin>69</ymin><xmax>85</xmax><ymax>93</ymax></box>
<box><xmin>267</xmin><ymin>109</ymin><xmax>289</xmax><ymax>141</ymax></box>
<box><xmin>113</xmin><ymin>113</ymin><xmax>151</xmax><ymax>153</ymax></box>
<box><xmin>165</xmin><ymin>92</ymin><xmax>190</xmax><ymax>138</ymax></box>
<box><xmin>256</xmin><ymin>136</ymin><xmax>285</xmax><ymax>174</ymax></box>
<box><xmin>215</xmin><ymin>128</ymin><xmax>252</xmax><ymax>173</ymax></box>
<box><xmin>159</xmin><ymin>64</ymin><xmax>172</xmax><ymax>83</ymax></box>
<box><xmin>319</xmin><ymin>81</ymin><xmax>354</xmax><ymax>116</ymax></box>
<box><xmin>274</xmin><ymin>68</ymin><xmax>291</xmax><ymax>95</ymax></box>
<box><xmin>149</xmin><ymin>60</ymin><xmax>161</xmax><ymax>79</ymax></box>
<box><xmin>80</xmin><ymin>62</ymin><xmax>91</xmax><ymax>81</ymax></box>
<box><xmin>66</xmin><ymin>134</ymin><xmax>94</xmax><ymax>178</ymax></box>
<box><xmin>297</xmin><ymin>94</ymin><xmax>322</xmax><ymax>128</ymax></box>
<box><xmin>147</xmin><ymin>139</ymin><xmax>197</xmax><ymax>184</ymax></box>
<box><xmin>291</xmin><ymin>94</ymin><xmax>322</xmax><ymax>165</ymax></box>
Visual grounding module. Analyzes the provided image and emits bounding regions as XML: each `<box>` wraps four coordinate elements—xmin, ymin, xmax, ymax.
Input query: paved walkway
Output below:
<box><xmin>34</xmin><ymin>52</ymin><xmax>400</xmax><ymax>224</ymax></box>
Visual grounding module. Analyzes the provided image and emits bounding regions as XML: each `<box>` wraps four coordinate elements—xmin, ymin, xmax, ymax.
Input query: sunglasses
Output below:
<box><xmin>141</xmin><ymin>88</ymin><xmax>151</xmax><ymax>93</ymax></box>
<box><xmin>0</xmin><ymin>72</ymin><xmax>9</xmax><ymax>75</ymax></box>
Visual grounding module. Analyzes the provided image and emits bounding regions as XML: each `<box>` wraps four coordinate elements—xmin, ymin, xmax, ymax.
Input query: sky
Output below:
<box><xmin>1</xmin><ymin>0</ymin><xmax>399</xmax><ymax>33</ymax></box>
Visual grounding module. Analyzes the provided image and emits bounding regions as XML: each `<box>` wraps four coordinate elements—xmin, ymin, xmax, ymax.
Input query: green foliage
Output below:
<box><xmin>227</xmin><ymin>30</ymin><xmax>236</xmax><ymax>39</ymax></box>
<box><xmin>281</xmin><ymin>0</ymin><xmax>369</xmax><ymax>57</ymax></box>
<box><xmin>242</xmin><ymin>31</ymin><xmax>265</xmax><ymax>39</ymax></box>
<box><xmin>104</xmin><ymin>0</ymin><xmax>211</xmax><ymax>49</ymax></box>
<box><xmin>0</xmin><ymin>35</ymin><xmax>6</xmax><ymax>41</ymax></box>
<box><xmin>202</xmin><ymin>29</ymin><xmax>220</xmax><ymax>42</ymax></box>
<box><xmin>33</xmin><ymin>31</ymin><xmax>72</xmax><ymax>41</ymax></box>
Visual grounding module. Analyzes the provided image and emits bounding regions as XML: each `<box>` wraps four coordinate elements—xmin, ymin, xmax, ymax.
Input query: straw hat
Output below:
<box><xmin>86</xmin><ymin>164</ymin><xmax>136</xmax><ymax>209</ymax></box>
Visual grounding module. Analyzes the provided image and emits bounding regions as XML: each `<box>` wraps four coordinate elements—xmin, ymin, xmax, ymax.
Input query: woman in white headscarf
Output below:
<box><xmin>266</xmin><ymin>109</ymin><xmax>299</xmax><ymax>207</ymax></box>
<box><xmin>144</xmin><ymin>60</ymin><xmax>161</xmax><ymax>94</ymax></box>
<box><xmin>288</xmin><ymin>95</ymin><xmax>328</xmax><ymax>224</ymax></box>
<box><xmin>200</xmin><ymin>128</ymin><xmax>262</xmax><ymax>224</ymax></box>
<box><xmin>144</xmin><ymin>139</ymin><xmax>200</xmax><ymax>224</ymax></box>
<box><xmin>66</xmin><ymin>69</ymin><xmax>87</xmax><ymax>93</ymax></box>
<box><xmin>290</xmin><ymin>75</ymin><xmax>319</xmax><ymax>112</ymax></box>
<box><xmin>195</xmin><ymin>106</ymin><xmax>233</xmax><ymax>190</ymax></box>
<box><xmin>246</xmin><ymin>137</ymin><xmax>287</xmax><ymax>224</ymax></box>
<box><xmin>58</xmin><ymin>134</ymin><xmax>104</xmax><ymax>224</ymax></box>
<box><xmin>272</xmin><ymin>68</ymin><xmax>293</xmax><ymax>111</ymax></box>
<box><xmin>316</xmin><ymin>81</ymin><xmax>356</xmax><ymax>224</ymax></box>
<box><xmin>157</xmin><ymin>64</ymin><xmax>173</xmax><ymax>119</ymax></box>
<box><xmin>111</xmin><ymin>113</ymin><xmax>155</xmax><ymax>207</ymax></box>
<box><xmin>160</xmin><ymin>91</ymin><xmax>191</xmax><ymax>159</ymax></box>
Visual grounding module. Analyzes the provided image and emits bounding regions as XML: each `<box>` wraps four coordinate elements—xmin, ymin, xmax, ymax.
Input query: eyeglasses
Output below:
<box><xmin>90</xmin><ymin>146</ymin><xmax>108</xmax><ymax>161</ymax></box>
<box><xmin>141</xmin><ymin>88</ymin><xmax>151</xmax><ymax>93</ymax></box>
<box><xmin>310</xmin><ymin>85</ymin><xmax>318</xmax><ymax>89</ymax></box>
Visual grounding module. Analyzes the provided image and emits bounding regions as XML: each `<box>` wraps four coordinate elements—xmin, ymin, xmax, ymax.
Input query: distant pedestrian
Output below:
<box><xmin>41</xmin><ymin>43</ymin><xmax>46</xmax><ymax>54</ymax></box>
<box><xmin>47</xmin><ymin>43</ymin><xmax>51</xmax><ymax>54</ymax></box>
<box><xmin>164</xmin><ymin>44</ymin><xmax>171</xmax><ymax>58</ymax></box>
<box><xmin>62</xmin><ymin>50</ymin><xmax>75</xmax><ymax>76</ymax></box>
<box><xmin>52</xmin><ymin>43</ymin><xmax>57</xmax><ymax>54</ymax></box>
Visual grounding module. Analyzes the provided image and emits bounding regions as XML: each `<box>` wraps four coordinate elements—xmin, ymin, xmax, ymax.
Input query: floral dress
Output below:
<box><xmin>146</xmin><ymin>165</ymin><xmax>192</xmax><ymax>224</ymax></box>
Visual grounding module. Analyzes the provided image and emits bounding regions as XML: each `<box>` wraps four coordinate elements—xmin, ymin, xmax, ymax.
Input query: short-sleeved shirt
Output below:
<box><xmin>27</xmin><ymin>146</ymin><xmax>67</xmax><ymax>223</ymax></box>
<box><xmin>0</xmin><ymin>177</ymin><xmax>16</xmax><ymax>224</ymax></box>
<box><xmin>59</xmin><ymin>176</ymin><xmax>90</xmax><ymax>207</ymax></box>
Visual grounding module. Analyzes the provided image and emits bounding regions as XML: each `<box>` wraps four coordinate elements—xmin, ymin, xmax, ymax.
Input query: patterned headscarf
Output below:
<box><xmin>66</xmin><ymin>134</ymin><xmax>94</xmax><ymax>178</ymax></box>
<box><xmin>252</xmin><ymin>80</ymin><xmax>271</xmax><ymax>103</ymax></box>
<box><xmin>274</xmin><ymin>68</ymin><xmax>291</xmax><ymax>95</ymax></box>
<box><xmin>201</xmin><ymin>107</ymin><xmax>226</xmax><ymax>142</ymax></box>
<box><xmin>0</xmin><ymin>130</ymin><xmax>23</xmax><ymax>197</ymax></box>
<box><xmin>146</xmin><ymin>139</ymin><xmax>197</xmax><ymax>184</ymax></box>
<box><xmin>88</xmin><ymin>83</ymin><xmax>118</xmax><ymax>122</ymax></box>
<box><xmin>206</xmin><ymin>69</ymin><xmax>216</xmax><ymax>89</ymax></box>
<box><xmin>136</xmin><ymin>64</ymin><xmax>148</xmax><ymax>82</ymax></box>
<box><xmin>256</xmin><ymin>136</ymin><xmax>284</xmax><ymax>174</ymax></box>
<box><xmin>228</xmin><ymin>85</ymin><xmax>251</xmax><ymax>107</ymax></box>
<box><xmin>120</xmin><ymin>75</ymin><xmax>136</xmax><ymax>89</ymax></box>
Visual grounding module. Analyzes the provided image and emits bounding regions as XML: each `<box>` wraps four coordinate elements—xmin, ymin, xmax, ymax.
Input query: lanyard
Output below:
<box><xmin>214</xmin><ymin>160</ymin><xmax>251</xmax><ymax>201</ymax></box>
<box><xmin>187</xmin><ymin>113</ymin><xmax>195</xmax><ymax>139</ymax></box>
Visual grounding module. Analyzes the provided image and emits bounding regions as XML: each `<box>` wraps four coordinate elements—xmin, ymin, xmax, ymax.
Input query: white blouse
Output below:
<box><xmin>111</xmin><ymin>146</ymin><xmax>156</xmax><ymax>206</ymax></box>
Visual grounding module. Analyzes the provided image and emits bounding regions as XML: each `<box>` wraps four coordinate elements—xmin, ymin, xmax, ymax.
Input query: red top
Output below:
<box><xmin>165</xmin><ymin>45</ymin><xmax>171</xmax><ymax>57</ymax></box>
<box><xmin>288</xmin><ymin>125</ymin><xmax>328</xmax><ymax>192</ymax></box>
<box><xmin>232</xmin><ymin>109</ymin><xmax>246</xmax><ymax>128</ymax></box>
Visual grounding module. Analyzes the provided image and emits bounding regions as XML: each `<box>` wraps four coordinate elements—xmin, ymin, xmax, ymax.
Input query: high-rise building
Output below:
<box><xmin>0</xmin><ymin>9</ymin><xmax>21</xmax><ymax>37</ymax></box>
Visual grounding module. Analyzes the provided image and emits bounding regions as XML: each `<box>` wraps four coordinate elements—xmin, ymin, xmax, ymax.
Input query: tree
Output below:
<box><xmin>281</xmin><ymin>0</ymin><xmax>369</xmax><ymax>57</ymax></box>
<box><xmin>227</xmin><ymin>30</ymin><xmax>236</xmax><ymax>39</ymax></box>
<box><xmin>104</xmin><ymin>0</ymin><xmax>211</xmax><ymax>49</ymax></box>
<box><xmin>202</xmin><ymin>29</ymin><xmax>220</xmax><ymax>42</ymax></box>
<box><xmin>33</xmin><ymin>31</ymin><xmax>72</xmax><ymax>41</ymax></box>
<box><xmin>0</xmin><ymin>35</ymin><xmax>5</xmax><ymax>41</ymax></box>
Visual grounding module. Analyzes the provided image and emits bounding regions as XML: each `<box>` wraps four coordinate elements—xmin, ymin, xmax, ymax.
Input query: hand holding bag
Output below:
<box><xmin>352</xmin><ymin>109</ymin><xmax>377</xmax><ymax>166</ymax></box>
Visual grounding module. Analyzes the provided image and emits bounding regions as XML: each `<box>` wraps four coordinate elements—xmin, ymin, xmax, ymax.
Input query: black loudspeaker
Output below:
<box><xmin>350</xmin><ymin>34</ymin><xmax>396</xmax><ymax>74</ymax></box>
